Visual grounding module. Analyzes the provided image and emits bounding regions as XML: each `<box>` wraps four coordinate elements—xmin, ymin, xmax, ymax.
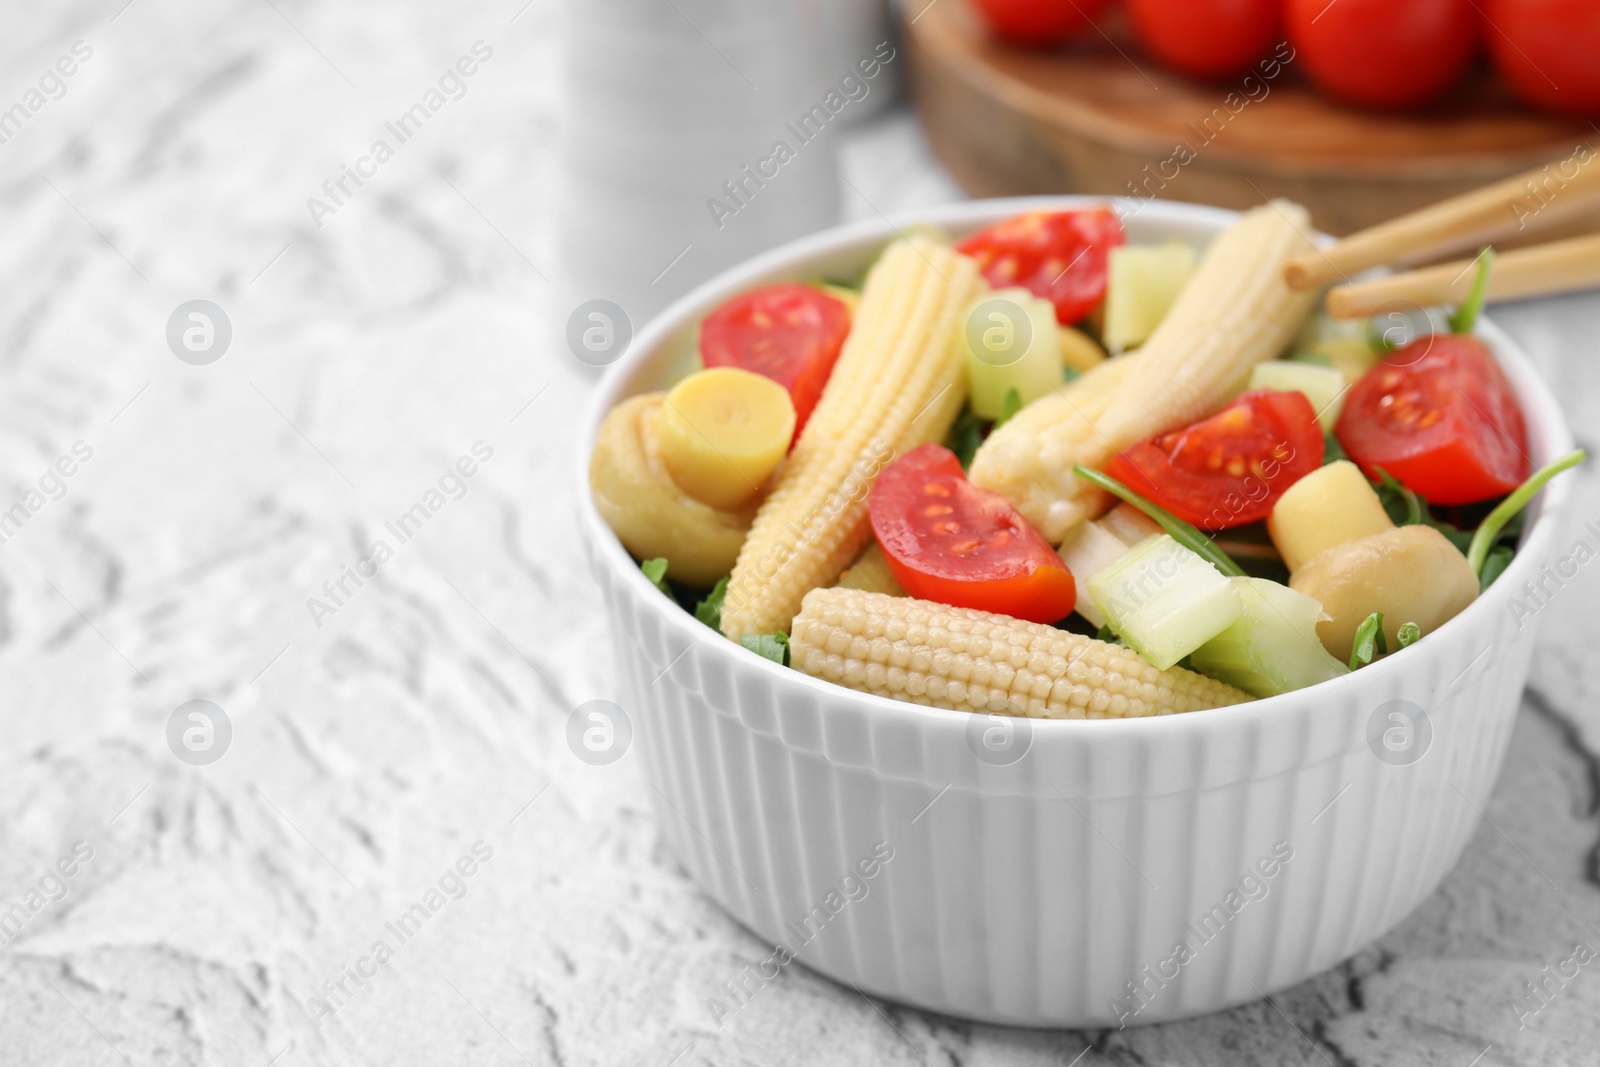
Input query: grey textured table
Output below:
<box><xmin>2</xmin><ymin>3</ymin><xmax>1599</xmax><ymax>1065</ymax></box>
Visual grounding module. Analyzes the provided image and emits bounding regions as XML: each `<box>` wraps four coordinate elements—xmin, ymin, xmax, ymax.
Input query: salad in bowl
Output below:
<box><xmin>588</xmin><ymin>200</ymin><xmax>1579</xmax><ymax>719</ymax></box>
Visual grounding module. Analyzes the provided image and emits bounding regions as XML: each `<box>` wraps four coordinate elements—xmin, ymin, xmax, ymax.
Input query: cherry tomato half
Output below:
<box><xmin>1126</xmin><ymin>0</ymin><xmax>1281</xmax><ymax>80</ymax></box>
<box><xmin>1286</xmin><ymin>0</ymin><xmax>1476</xmax><ymax>109</ymax></box>
<box><xmin>699</xmin><ymin>283</ymin><xmax>851</xmax><ymax>444</ymax></box>
<box><xmin>1483</xmin><ymin>0</ymin><xmax>1600</xmax><ymax>117</ymax></box>
<box><xmin>956</xmin><ymin>208</ymin><xmax>1125</xmax><ymax>326</ymax></box>
<box><xmin>966</xmin><ymin>0</ymin><xmax>1113</xmax><ymax>47</ymax></box>
<box><xmin>1106</xmin><ymin>390</ymin><xmax>1325</xmax><ymax>530</ymax></box>
<box><xmin>1335</xmin><ymin>334</ymin><xmax>1529</xmax><ymax>505</ymax></box>
<box><xmin>870</xmin><ymin>443</ymin><xmax>1077</xmax><ymax>623</ymax></box>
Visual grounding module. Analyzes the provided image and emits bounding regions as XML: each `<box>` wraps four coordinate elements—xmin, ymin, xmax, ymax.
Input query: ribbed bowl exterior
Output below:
<box><xmin>577</xmin><ymin>199</ymin><xmax>1575</xmax><ymax>1027</ymax></box>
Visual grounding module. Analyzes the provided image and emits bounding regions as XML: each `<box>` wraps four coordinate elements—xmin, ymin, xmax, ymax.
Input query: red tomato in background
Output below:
<box><xmin>1126</xmin><ymin>0</ymin><xmax>1281</xmax><ymax>79</ymax></box>
<box><xmin>966</xmin><ymin>0</ymin><xmax>1113</xmax><ymax>46</ymax></box>
<box><xmin>1483</xmin><ymin>0</ymin><xmax>1600</xmax><ymax>116</ymax></box>
<box><xmin>870</xmin><ymin>444</ymin><xmax>1077</xmax><ymax>623</ymax></box>
<box><xmin>1336</xmin><ymin>335</ymin><xmax>1529</xmax><ymax>505</ymax></box>
<box><xmin>956</xmin><ymin>208</ymin><xmax>1125</xmax><ymax>325</ymax></box>
<box><xmin>699</xmin><ymin>283</ymin><xmax>850</xmax><ymax>444</ymax></box>
<box><xmin>1106</xmin><ymin>390</ymin><xmax>1325</xmax><ymax>530</ymax></box>
<box><xmin>1286</xmin><ymin>0</ymin><xmax>1476</xmax><ymax>109</ymax></box>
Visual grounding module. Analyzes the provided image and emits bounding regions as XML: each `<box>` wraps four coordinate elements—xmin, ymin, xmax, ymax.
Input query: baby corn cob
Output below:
<box><xmin>720</xmin><ymin>239</ymin><xmax>983</xmax><ymax>640</ymax></box>
<box><xmin>835</xmin><ymin>543</ymin><xmax>906</xmax><ymax>597</ymax></box>
<box><xmin>791</xmin><ymin>588</ymin><xmax>1253</xmax><ymax>719</ymax></box>
<box><xmin>970</xmin><ymin>202</ymin><xmax>1319</xmax><ymax>542</ymax></box>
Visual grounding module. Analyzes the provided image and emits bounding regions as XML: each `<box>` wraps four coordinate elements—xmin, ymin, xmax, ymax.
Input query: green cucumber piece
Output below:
<box><xmin>1056</xmin><ymin>520</ymin><xmax>1141</xmax><ymax>629</ymax></box>
<box><xmin>1247</xmin><ymin>360</ymin><xmax>1347</xmax><ymax>429</ymax></box>
<box><xmin>1103</xmin><ymin>242</ymin><xmax>1197</xmax><ymax>354</ymax></box>
<box><xmin>1087</xmin><ymin>534</ymin><xmax>1242</xmax><ymax>670</ymax></box>
<box><xmin>1189</xmin><ymin>578</ymin><xmax>1348</xmax><ymax>697</ymax></box>
<box><xmin>962</xmin><ymin>288</ymin><xmax>1061</xmax><ymax>420</ymax></box>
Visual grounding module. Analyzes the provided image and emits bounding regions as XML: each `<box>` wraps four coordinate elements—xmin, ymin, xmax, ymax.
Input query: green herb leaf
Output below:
<box><xmin>1478</xmin><ymin>545</ymin><xmax>1515</xmax><ymax>591</ymax></box>
<box><xmin>945</xmin><ymin>404</ymin><xmax>986</xmax><ymax>470</ymax></box>
<box><xmin>1094</xmin><ymin>622</ymin><xmax>1122</xmax><ymax>645</ymax></box>
<box><xmin>1447</xmin><ymin>247</ymin><xmax>1494</xmax><ymax>335</ymax></box>
<box><xmin>1071</xmin><ymin>465</ymin><xmax>1246</xmax><ymax>577</ymax></box>
<box><xmin>996</xmin><ymin>388</ymin><xmax>1024</xmax><ymax>428</ymax></box>
<box><xmin>1372</xmin><ymin>467</ymin><xmax>1423</xmax><ymax>526</ymax></box>
<box><xmin>1466</xmin><ymin>448</ymin><xmax>1585</xmax><ymax>575</ymax></box>
<box><xmin>695</xmin><ymin>575</ymin><xmax>729</xmax><ymax>630</ymax></box>
<box><xmin>1321</xmin><ymin>431</ymin><xmax>1348</xmax><ymax>466</ymax></box>
<box><xmin>1062</xmin><ymin>363</ymin><xmax>1081</xmax><ymax>383</ymax></box>
<box><xmin>1396</xmin><ymin>621</ymin><xmax>1421</xmax><ymax>649</ymax></box>
<box><xmin>741</xmin><ymin>631</ymin><xmax>789</xmax><ymax>666</ymax></box>
<box><xmin>641</xmin><ymin>557</ymin><xmax>671</xmax><ymax>595</ymax></box>
<box><xmin>1432</xmin><ymin>521</ymin><xmax>1476</xmax><ymax>555</ymax></box>
<box><xmin>1348</xmin><ymin>611</ymin><xmax>1387</xmax><ymax>670</ymax></box>
<box><xmin>1365</xmin><ymin>470</ymin><xmax>1480</xmax><ymax>550</ymax></box>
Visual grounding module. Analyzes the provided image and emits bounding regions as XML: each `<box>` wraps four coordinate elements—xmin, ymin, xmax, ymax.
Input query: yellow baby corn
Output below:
<box><xmin>835</xmin><ymin>543</ymin><xmax>906</xmax><ymax>597</ymax></box>
<box><xmin>790</xmin><ymin>588</ymin><xmax>1253</xmax><ymax>719</ymax></box>
<box><xmin>970</xmin><ymin>201</ymin><xmax>1319</xmax><ymax>542</ymax></box>
<box><xmin>720</xmin><ymin>238</ymin><xmax>983</xmax><ymax>640</ymax></box>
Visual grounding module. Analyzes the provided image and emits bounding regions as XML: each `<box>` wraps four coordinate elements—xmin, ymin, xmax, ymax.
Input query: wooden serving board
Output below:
<box><xmin>905</xmin><ymin>0</ymin><xmax>1599</xmax><ymax>240</ymax></box>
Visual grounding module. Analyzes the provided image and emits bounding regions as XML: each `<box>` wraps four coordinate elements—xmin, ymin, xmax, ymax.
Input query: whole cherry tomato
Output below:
<box><xmin>966</xmin><ymin>0</ymin><xmax>1114</xmax><ymax>47</ymax></box>
<box><xmin>1286</xmin><ymin>0</ymin><xmax>1476</xmax><ymax>109</ymax></box>
<box><xmin>1126</xmin><ymin>0</ymin><xmax>1282</xmax><ymax>80</ymax></box>
<box><xmin>1483</xmin><ymin>0</ymin><xmax>1600</xmax><ymax>116</ymax></box>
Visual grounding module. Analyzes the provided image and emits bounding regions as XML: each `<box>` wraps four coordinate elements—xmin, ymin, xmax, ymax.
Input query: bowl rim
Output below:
<box><xmin>576</xmin><ymin>196</ymin><xmax>1577</xmax><ymax>739</ymax></box>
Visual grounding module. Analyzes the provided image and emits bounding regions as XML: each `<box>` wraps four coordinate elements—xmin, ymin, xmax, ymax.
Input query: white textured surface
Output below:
<box><xmin>1</xmin><ymin>1</ymin><xmax>1599</xmax><ymax>1064</ymax></box>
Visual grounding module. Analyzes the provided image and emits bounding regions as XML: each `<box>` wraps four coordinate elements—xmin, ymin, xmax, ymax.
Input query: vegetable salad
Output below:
<box><xmin>589</xmin><ymin>204</ymin><xmax>1581</xmax><ymax>719</ymax></box>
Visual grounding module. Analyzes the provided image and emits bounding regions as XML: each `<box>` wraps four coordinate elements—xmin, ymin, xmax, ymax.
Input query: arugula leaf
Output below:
<box><xmin>996</xmin><ymin>388</ymin><xmax>1024</xmax><ymax>428</ymax></box>
<box><xmin>1364</xmin><ymin>470</ymin><xmax>1480</xmax><ymax>551</ymax></box>
<box><xmin>945</xmin><ymin>404</ymin><xmax>986</xmax><ymax>470</ymax></box>
<box><xmin>1071</xmin><ymin>465</ymin><xmax>1246</xmax><ymax>577</ymax></box>
<box><xmin>1396</xmin><ymin>621</ymin><xmax>1421</xmax><ymax>649</ymax></box>
<box><xmin>1321</xmin><ymin>431</ymin><xmax>1348</xmax><ymax>466</ymax></box>
<box><xmin>1372</xmin><ymin>468</ymin><xmax>1423</xmax><ymax>526</ymax></box>
<box><xmin>1478</xmin><ymin>545</ymin><xmax>1515</xmax><ymax>591</ymax></box>
<box><xmin>1466</xmin><ymin>448</ymin><xmax>1585</xmax><ymax>575</ymax></box>
<box><xmin>695</xmin><ymin>576</ymin><xmax>729</xmax><ymax>630</ymax></box>
<box><xmin>741</xmin><ymin>632</ymin><xmax>790</xmax><ymax>665</ymax></box>
<box><xmin>1431</xmin><ymin>520</ymin><xmax>1476</xmax><ymax>555</ymax></box>
<box><xmin>641</xmin><ymin>558</ymin><xmax>671</xmax><ymax>595</ymax></box>
<box><xmin>1348</xmin><ymin>612</ymin><xmax>1387</xmax><ymax>670</ymax></box>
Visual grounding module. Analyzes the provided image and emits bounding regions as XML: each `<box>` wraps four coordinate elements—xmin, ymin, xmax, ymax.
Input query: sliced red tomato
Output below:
<box><xmin>870</xmin><ymin>443</ymin><xmax>1076</xmax><ymax>623</ymax></box>
<box><xmin>1335</xmin><ymin>334</ymin><xmax>1529</xmax><ymax>505</ymax></box>
<box><xmin>699</xmin><ymin>283</ymin><xmax>851</xmax><ymax>444</ymax></box>
<box><xmin>1106</xmin><ymin>390</ymin><xmax>1325</xmax><ymax>530</ymax></box>
<box><xmin>955</xmin><ymin>208</ymin><xmax>1124</xmax><ymax>326</ymax></box>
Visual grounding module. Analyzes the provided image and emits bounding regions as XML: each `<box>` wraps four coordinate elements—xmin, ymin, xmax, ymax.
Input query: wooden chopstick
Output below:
<box><xmin>1285</xmin><ymin>152</ymin><xmax>1600</xmax><ymax>291</ymax></box>
<box><xmin>1324</xmin><ymin>232</ymin><xmax>1600</xmax><ymax>319</ymax></box>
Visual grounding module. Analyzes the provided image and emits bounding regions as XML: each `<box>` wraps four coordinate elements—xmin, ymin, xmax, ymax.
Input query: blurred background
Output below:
<box><xmin>1</xmin><ymin>0</ymin><xmax>1598</xmax><ymax>1064</ymax></box>
<box><xmin>556</xmin><ymin>0</ymin><xmax>1600</xmax><ymax>328</ymax></box>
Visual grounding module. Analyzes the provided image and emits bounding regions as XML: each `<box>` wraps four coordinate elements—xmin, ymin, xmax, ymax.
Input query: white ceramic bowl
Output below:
<box><xmin>576</xmin><ymin>198</ymin><xmax>1574</xmax><ymax>1027</ymax></box>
